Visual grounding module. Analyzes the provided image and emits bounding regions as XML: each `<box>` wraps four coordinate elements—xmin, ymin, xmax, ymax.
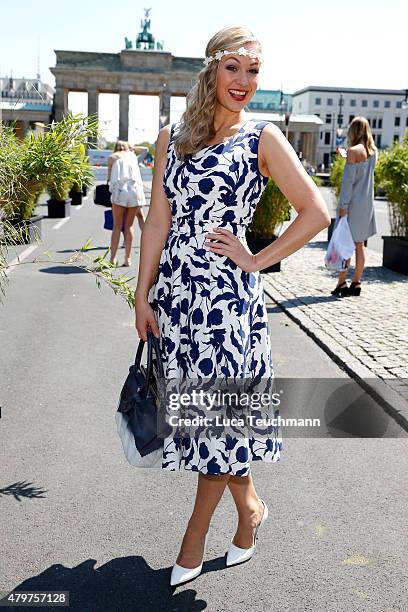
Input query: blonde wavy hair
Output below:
<box><xmin>347</xmin><ymin>117</ymin><xmax>377</xmax><ymax>157</ymax></box>
<box><xmin>174</xmin><ymin>26</ymin><xmax>262</xmax><ymax>160</ymax></box>
<box><xmin>114</xmin><ymin>140</ymin><xmax>130</xmax><ymax>152</ymax></box>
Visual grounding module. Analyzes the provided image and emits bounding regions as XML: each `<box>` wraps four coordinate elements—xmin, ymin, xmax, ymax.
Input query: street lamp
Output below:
<box><xmin>331</xmin><ymin>92</ymin><xmax>344</xmax><ymax>161</ymax></box>
<box><xmin>278</xmin><ymin>90</ymin><xmax>286</xmax><ymax>133</ymax></box>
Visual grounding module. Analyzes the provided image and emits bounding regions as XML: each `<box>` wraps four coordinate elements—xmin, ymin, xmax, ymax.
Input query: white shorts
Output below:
<box><xmin>110</xmin><ymin>180</ymin><xmax>146</xmax><ymax>207</ymax></box>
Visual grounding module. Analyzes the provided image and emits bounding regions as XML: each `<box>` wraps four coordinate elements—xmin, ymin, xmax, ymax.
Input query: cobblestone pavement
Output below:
<box><xmin>262</xmin><ymin>224</ymin><xmax>408</xmax><ymax>427</ymax></box>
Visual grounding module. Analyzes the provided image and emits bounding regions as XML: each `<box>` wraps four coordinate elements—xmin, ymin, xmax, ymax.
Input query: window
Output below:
<box><xmin>362</xmin><ymin>99</ymin><xmax>368</xmax><ymax>107</ymax></box>
<box><xmin>315</xmin><ymin>113</ymin><xmax>320</xmax><ymax>117</ymax></box>
<box><xmin>349</xmin><ymin>114</ymin><xmax>355</xmax><ymax>123</ymax></box>
<box><xmin>377</xmin><ymin>134</ymin><xmax>381</xmax><ymax>147</ymax></box>
<box><xmin>315</xmin><ymin>97</ymin><xmax>321</xmax><ymax>105</ymax></box>
<box><xmin>393</xmin><ymin>134</ymin><xmax>399</xmax><ymax>142</ymax></box>
<box><xmin>324</xmin><ymin>132</ymin><xmax>331</xmax><ymax>145</ymax></box>
<box><xmin>350</xmin><ymin>99</ymin><xmax>356</xmax><ymax>107</ymax></box>
<box><xmin>384</xmin><ymin>100</ymin><xmax>391</xmax><ymax>108</ymax></box>
<box><xmin>320</xmin><ymin>131</ymin><xmax>323</xmax><ymax>140</ymax></box>
<box><xmin>395</xmin><ymin>116</ymin><xmax>401</xmax><ymax>126</ymax></box>
<box><xmin>327</xmin><ymin>98</ymin><xmax>333</xmax><ymax>106</ymax></box>
<box><xmin>378</xmin><ymin>118</ymin><xmax>383</xmax><ymax>129</ymax></box>
<box><xmin>372</xmin><ymin>118</ymin><xmax>377</xmax><ymax>129</ymax></box>
<box><xmin>325</xmin><ymin>113</ymin><xmax>332</xmax><ymax>124</ymax></box>
<box><xmin>396</xmin><ymin>101</ymin><xmax>402</xmax><ymax>108</ymax></box>
<box><xmin>373</xmin><ymin>100</ymin><xmax>379</xmax><ymax>108</ymax></box>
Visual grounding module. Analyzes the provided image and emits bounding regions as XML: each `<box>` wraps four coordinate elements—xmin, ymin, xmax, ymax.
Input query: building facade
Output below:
<box><xmin>0</xmin><ymin>76</ymin><xmax>54</xmax><ymax>138</ymax></box>
<box><xmin>292</xmin><ymin>86</ymin><xmax>408</xmax><ymax>168</ymax></box>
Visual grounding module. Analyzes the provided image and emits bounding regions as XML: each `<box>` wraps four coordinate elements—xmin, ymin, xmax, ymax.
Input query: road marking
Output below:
<box><xmin>5</xmin><ymin>245</ymin><xmax>39</xmax><ymax>277</ymax></box>
<box><xmin>52</xmin><ymin>217</ymin><xmax>70</xmax><ymax>230</ymax></box>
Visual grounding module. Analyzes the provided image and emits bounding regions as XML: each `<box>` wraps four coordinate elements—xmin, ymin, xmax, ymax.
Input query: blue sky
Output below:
<box><xmin>1</xmin><ymin>0</ymin><xmax>407</xmax><ymax>142</ymax></box>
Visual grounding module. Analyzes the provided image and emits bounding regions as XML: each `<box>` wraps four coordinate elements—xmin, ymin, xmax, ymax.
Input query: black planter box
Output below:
<box><xmin>245</xmin><ymin>233</ymin><xmax>281</xmax><ymax>273</ymax></box>
<box><xmin>82</xmin><ymin>185</ymin><xmax>88</xmax><ymax>196</ymax></box>
<box><xmin>5</xmin><ymin>215</ymin><xmax>44</xmax><ymax>245</ymax></box>
<box><xmin>69</xmin><ymin>189</ymin><xmax>83</xmax><ymax>206</ymax></box>
<box><xmin>382</xmin><ymin>236</ymin><xmax>408</xmax><ymax>275</ymax></box>
<box><xmin>47</xmin><ymin>198</ymin><xmax>71</xmax><ymax>218</ymax></box>
<box><xmin>328</xmin><ymin>217</ymin><xmax>367</xmax><ymax>246</ymax></box>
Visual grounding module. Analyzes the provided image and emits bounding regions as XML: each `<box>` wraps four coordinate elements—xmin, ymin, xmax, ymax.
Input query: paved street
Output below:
<box><xmin>1</xmin><ymin>175</ymin><xmax>407</xmax><ymax>612</ymax></box>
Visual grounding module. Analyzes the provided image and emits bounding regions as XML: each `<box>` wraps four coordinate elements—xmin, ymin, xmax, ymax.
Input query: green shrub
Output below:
<box><xmin>376</xmin><ymin>136</ymin><xmax>408</xmax><ymax>237</ymax></box>
<box><xmin>247</xmin><ymin>178</ymin><xmax>291</xmax><ymax>239</ymax></box>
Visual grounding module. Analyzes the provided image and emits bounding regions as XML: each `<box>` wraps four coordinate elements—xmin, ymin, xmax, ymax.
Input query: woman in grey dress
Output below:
<box><xmin>331</xmin><ymin>117</ymin><xmax>378</xmax><ymax>297</ymax></box>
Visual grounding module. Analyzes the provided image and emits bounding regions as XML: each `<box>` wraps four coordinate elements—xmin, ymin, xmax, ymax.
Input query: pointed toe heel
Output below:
<box><xmin>170</xmin><ymin>533</ymin><xmax>208</xmax><ymax>587</ymax></box>
<box><xmin>226</xmin><ymin>499</ymin><xmax>269</xmax><ymax>568</ymax></box>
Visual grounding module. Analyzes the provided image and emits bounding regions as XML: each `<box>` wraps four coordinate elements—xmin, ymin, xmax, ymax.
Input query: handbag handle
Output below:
<box><xmin>134</xmin><ymin>328</ymin><xmax>164</xmax><ymax>398</ymax></box>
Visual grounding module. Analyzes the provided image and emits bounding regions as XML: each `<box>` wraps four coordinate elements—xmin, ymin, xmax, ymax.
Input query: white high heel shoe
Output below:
<box><xmin>170</xmin><ymin>533</ymin><xmax>209</xmax><ymax>587</ymax></box>
<box><xmin>226</xmin><ymin>499</ymin><xmax>269</xmax><ymax>567</ymax></box>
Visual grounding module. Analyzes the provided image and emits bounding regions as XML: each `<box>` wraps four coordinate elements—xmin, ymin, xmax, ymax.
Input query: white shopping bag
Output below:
<box><xmin>324</xmin><ymin>216</ymin><xmax>355</xmax><ymax>271</ymax></box>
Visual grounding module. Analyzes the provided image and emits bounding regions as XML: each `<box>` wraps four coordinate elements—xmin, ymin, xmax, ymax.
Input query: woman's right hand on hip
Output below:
<box><xmin>134</xmin><ymin>297</ymin><xmax>160</xmax><ymax>341</ymax></box>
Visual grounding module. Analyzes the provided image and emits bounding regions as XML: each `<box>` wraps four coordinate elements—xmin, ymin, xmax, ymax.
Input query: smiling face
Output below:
<box><xmin>215</xmin><ymin>42</ymin><xmax>261</xmax><ymax>112</ymax></box>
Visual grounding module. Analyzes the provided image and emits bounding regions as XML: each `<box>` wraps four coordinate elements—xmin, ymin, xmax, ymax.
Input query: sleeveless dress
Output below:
<box><xmin>148</xmin><ymin>118</ymin><xmax>283</xmax><ymax>476</ymax></box>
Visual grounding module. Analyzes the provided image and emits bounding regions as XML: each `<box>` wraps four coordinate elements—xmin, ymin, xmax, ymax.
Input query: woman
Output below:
<box><xmin>107</xmin><ymin>140</ymin><xmax>148</xmax><ymax>266</ymax></box>
<box><xmin>134</xmin><ymin>26</ymin><xmax>330</xmax><ymax>586</ymax></box>
<box><xmin>331</xmin><ymin>117</ymin><xmax>378</xmax><ymax>297</ymax></box>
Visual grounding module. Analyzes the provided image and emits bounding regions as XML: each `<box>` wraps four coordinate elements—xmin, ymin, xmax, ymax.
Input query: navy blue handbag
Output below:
<box><xmin>103</xmin><ymin>209</ymin><xmax>125</xmax><ymax>231</ymax></box>
<box><xmin>117</xmin><ymin>329</ymin><xmax>167</xmax><ymax>457</ymax></box>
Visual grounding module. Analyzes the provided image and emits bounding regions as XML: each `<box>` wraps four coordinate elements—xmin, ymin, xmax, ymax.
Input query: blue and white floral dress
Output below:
<box><xmin>148</xmin><ymin>118</ymin><xmax>283</xmax><ymax>476</ymax></box>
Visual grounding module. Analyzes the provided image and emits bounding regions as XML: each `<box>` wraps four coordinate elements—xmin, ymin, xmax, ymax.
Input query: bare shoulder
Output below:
<box><xmin>259</xmin><ymin>122</ymin><xmax>284</xmax><ymax>145</ymax></box>
<box><xmin>258</xmin><ymin>122</ymin><xmax>295</xmax><ymax>177</ymax></box>
<box><xmin>156</xmin><ymin>123</ymin><xmax>172</xmax><ymax>152</ymax></box>
<box><xmin>347</xmin><ymin>144</ymin><xmax>366</xmax><ymax>163</ymax></box>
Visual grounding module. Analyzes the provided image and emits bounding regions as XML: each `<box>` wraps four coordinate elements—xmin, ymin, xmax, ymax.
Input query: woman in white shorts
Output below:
<box><xmin>107</xmin><ymin>140</ymin><xmax>148</xmax><ymax>266</ymax></box>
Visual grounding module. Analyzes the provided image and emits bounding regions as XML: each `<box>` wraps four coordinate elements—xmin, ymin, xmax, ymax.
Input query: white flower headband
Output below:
<box><xmin>203</xmin><ymin>45</ymin><xmax>263</xmax><ymax>66</ymax></box>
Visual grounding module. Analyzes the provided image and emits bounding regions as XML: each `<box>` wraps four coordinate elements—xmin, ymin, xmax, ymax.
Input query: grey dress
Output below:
<box><xmin>334</xmin><ymin>149</ymin><xmax>378</xmax><ymax>242</ymax></box>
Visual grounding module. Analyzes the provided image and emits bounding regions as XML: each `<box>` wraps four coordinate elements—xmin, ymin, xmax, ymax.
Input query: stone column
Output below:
<box><xmin>292</xmin><ymin>130</ymin><xmax>301</xmax><ymax>153</ymax></box>
<box><xmin>310</xmin><ymin>132</ymin><xmax>317</xmax><ymax>166</ymax></box>
<box><xmin>54</xmin><ymin>85</ymin><xmax>69</xmax><ymax>122</ymax></box>
<box><xmin>87</xmin><ymin>88</ymin><xmax>99</xmax><ymax>145</ymax></box>
<box><xmin>119</xmin><ymin>90</ymin><xmax>129</xmax><ymax>141</ymax></box>
<box><xmin>159</xmin><ymin>91</ymin><xmax>171</xmax><ymax>129</ymax></box>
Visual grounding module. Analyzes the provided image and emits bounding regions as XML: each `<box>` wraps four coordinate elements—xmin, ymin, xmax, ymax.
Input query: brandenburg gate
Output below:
<box><xmin>50</xmin><ymin>12</ymin><xmax>202</xmax><ymax>140</ymax></box>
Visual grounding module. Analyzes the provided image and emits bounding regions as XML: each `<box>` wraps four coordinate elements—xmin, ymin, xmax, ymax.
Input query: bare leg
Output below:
<box><xmin>110</xmin><ymin>204</ymin><xmax>125</xmax><ymax>263</ymax></box>
<box><xmin>123</xmin><ymin>207</ymin><xmax>137</xmax><ymax>265</ymax></box>
<box><xmin>176</xmin><ymin>473</ymin><xmax>230</xmax><ymax>568</ymax></box>
<box><xmin>352</xmin><ymin>242</ymin><xmax>365</xmax><ymax>283</ymax></box>
<box><xmin>337</xmin><ymin>256</ymin><xmax>352</xmax><ymax>285</ymax></box>
<box><xmin>227</xmin><ymin>474</ymin><xmax>265</xmax><ymax>548</ymax></box>
<box><xmin>135</xmin><ymin>205</ymin><xmax>146</xmax><ymax>231</ymax></box>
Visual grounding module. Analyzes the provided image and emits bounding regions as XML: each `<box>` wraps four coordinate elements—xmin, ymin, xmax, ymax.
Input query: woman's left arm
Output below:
<box><xmin>252</xmin><ymin>124</ymin><xmax>331</xmax><ymax>271</ymax></box>
<box><xmin>132</xmin><ymin>145</ymin><xmax>149</xmax><ymax>154</ymax></box>
<box><xmin>205</xmin><ymin>124</ymin><xmax>331</xmax><ymax>273</ymax></box>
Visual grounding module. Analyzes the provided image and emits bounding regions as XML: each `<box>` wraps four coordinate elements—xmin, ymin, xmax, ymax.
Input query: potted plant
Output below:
<box><xmin>44</xmin><ymin>119</ymin><xmax>96</xmax><ymax>218</ymax></box>
<box><xmin>376</xmin><ymin>136</ymin><xmax>408</xmax><ymax>275</ymax></box>
<box><xmin>0</xmin><ymin>123</ymin><xmax>44</xmax><ymax>244</ymax></box>
<box><xmin>246</xmin><ymin>178</ymin><xmax>291</xmax><ymax>273</ymax></box>
<box><xmin>69</xmin><ymin>143</ymin><xmax>89</xmax><ymax>205</ymax></box>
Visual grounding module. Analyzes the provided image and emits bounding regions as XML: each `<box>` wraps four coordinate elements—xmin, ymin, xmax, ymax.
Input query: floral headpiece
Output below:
<box><xmin>203</xmin><ymin>45</ymin><xmax>262</xmax><ymax>67</ymax></box>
